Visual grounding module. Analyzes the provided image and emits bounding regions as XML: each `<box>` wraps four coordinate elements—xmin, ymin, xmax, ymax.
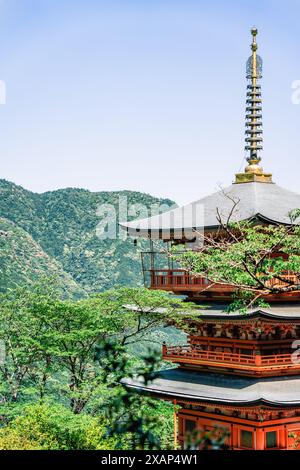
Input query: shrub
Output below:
<box><xmin>0</xmin><ymin>403</ymin><xmax>117</xmax><ymax>450</ymax></box>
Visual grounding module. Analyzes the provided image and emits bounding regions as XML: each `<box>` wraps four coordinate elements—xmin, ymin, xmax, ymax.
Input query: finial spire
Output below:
<box><xmin>235</xmin><ymin>27</ymin><xmax>272</xmax><ymax>184</ymax></box>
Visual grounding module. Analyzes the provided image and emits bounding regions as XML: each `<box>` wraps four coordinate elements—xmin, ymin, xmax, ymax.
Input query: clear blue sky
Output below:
<box><xmin>0</xmin><ymin>0</ymin><xmax>299</xmax><ymax>205</ymax></box>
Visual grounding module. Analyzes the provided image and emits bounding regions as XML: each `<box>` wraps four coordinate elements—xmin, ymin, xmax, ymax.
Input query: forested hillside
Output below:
<box><xmin>0</xmin><ymin>179</ymin><xmax>175</xmax><ymax>295</ymax></box>
<box><xmin>0</xmin><ymin>217</ymin><xmax>84</xmax><ymax>296</ymax></box>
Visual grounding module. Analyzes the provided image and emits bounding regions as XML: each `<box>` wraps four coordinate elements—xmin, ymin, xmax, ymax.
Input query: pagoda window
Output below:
<box><xmin>184</xmin><ymin>419</ymin><xmax>197</xmax><ymax>434</ymax></box>
<box><xmin>240</xmin><ymin>430</ymin><xmax>253</xmax><ymax>449</ymax></box>
<box><xmin>266</xmin><ymin>431</ymin><xmax>277</xmax><ymax>449</ymax></box>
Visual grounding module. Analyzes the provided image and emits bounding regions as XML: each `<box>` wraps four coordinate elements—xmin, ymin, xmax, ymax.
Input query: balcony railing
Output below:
<box><xmin>162</xmin><ymin>344</ymin><xmax>300</xmax><ymax>370</ymax></box>
<box><xmin>150</xmin><ymin>269</ymin><xmax>300</xmax><ymax>293</ymax></box>
<box><xmin>266</xmin><ymin>274</ymin><xmax>299</xmax><ymax>288</ymax></box>
<box><xmin>150</xmin><ymin>269</ymin><xmax>224</xmax><ymax>291</ymax></box>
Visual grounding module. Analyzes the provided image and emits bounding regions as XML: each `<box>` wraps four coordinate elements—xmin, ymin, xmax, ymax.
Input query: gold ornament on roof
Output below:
<box><xmin>235</xmin><ymin>27</ymin><xmax>273</xmax><ymax>184</ymax></box>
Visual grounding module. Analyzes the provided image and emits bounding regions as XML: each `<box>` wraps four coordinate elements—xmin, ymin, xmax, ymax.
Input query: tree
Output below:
<box><xmin>94</xmin><ymin>340</ymin><xmax>174</xmax><ymax>450</ymax></box>
<box><xmin>0</xmin><ymin>283</ymin><xmax>54</xmax><ymax>403</ymax></box>
<box><xmin>0</xmin><ymin>344</ymin><xmax>175</xmax><ymax>451</ymax></box>
<box><xmin>85</xmin><ymin>287</ymin><xmax>189</xmax><ymax>346</ymax></box>
<box><xmin>173</xmin><ymin>207</ymin><xmax>300</xmax><ymax>310</ymax></box>
<box><xmin>0</xmin><ymin>402</ymin><xmax>117</xmax><ymax>450</ymax></box>
<box><xmin>0</xmin><ymin>280</ymin><xmax>195</xmax><ymax>449</ymax></box>
<box><xmin>0</xmin><ymin>281</ymin><xmax>188</xmax><ymax>412</ymax></box>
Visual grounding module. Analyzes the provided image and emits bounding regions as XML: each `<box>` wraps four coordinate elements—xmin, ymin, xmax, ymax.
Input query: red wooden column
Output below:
<box><xmin>279</xmin><ymin>427</ymin><xmax>286</xmax><ymax>449</ymax></box>
<box><xmin>255</xmin><ymin>352</ymin><xmax>262</xmax><ymax>366</ymax></box>
<box><xmin>255</xmin><ymin>428</ymin><xmax>264</xmax><ymax>450</ymax></box>
<box><xmin>231</xmin><ymin>424</ymin><xmax>238</xmax><ymax>449</ymax></box>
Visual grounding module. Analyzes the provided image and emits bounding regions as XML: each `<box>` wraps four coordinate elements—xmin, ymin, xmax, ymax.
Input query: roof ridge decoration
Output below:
<box><xmin>235</xmin><ymin>27</ymin><xmax>273</xmax><ymax>184</ymax></box>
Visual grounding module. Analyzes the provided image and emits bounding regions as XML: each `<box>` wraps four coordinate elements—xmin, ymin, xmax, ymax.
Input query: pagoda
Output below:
<box><xmin>120</xmin><ymin>29</ymin><xmax>300</xmax><ymax>450</ymax></box>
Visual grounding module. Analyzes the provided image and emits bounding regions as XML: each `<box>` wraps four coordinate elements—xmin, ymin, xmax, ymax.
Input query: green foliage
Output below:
<box><xmin>144</xmin><ymin>400</ymin><xmax>175</xmax><ymax>449</ymax></box>
<box><xmin>0</xmin><ymin>217</ymin><xmax>83</xmax><ymax>296</ymax></box>
<box><xmin>92</xmin><ymin>342</ymin><xmax>175</xmax><ymax>450</ymax></box>
<box><xmin>174</xmin><ymin>222</ymin><xmax>300</xmax><ymax>309</ymax></box>
<box><xmin>185</xmin><ymin>426</ymin><xmax>229</xmax><ymax>450</ymax></box>
<box><xmin>0</xmin><ymin>283</ymin><xmax>185</xmax><ymax>412</ymax></box>
<box><xmin>0</xmin><ymin>179</ymin><xmax>175</xmax><ymax>294</ymax></box>
<box><xmin>0</xmin><ymin>282</ymin><xmax>185</xmax><ymax>450</ymax></box>
<box><xmin>0</xmin><ymin>402</ymin><xmax>116</xmax><ymax>450</ymax></box>
<box><xmin>94</xmin><ymin>340</ymin><xmax>174</xmax><ymax>450</ymax></box>
<box><xmin>0</xmin><ymin>180</ymin><xmax>187</xmax><ymax>449</ymax></box>
<box><xmin>227</xmin><ymin>290</ymin><xmax>270</xmax><ymax>314</ymax></box>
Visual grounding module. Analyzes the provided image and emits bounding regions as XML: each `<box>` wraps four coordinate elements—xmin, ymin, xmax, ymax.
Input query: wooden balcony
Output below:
<box><xmin>149</xmin><ymin>269</ymin><xmax>300</xmax><ymax>300</ymax></box>
<box><xmin>266</xmin><ymin>274</ymin><xmax>299</xmax><ymax>288</ymax></box>
<box><xmin>150</xmin><ymin>269</ymin><xmax>231</xmax><ymax>292</ymax></box>
<box><xmin>162</xmin><ymin>344</ymin><xmax>300</xmax><ymax>377</ymax></box>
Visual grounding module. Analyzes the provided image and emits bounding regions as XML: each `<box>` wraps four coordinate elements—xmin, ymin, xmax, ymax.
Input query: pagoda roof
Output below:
<box><xmin>120</xmin><ymin>181</ymin><xmax>300</xmax><ymax>238</ymax></box>
<box><xmin>124</xmin><ymin>368</ymin><xmax>300</xmax><ymax>406</ymax></box>
<box><xmin>127</xmin><ymin>304</ymin><xmax>300</xmax><ymax>321</ymax></box>
<box><xmin>191</xmin><ymin>304</ymin><xmax>300</xmax><ymax>322</ymax></box>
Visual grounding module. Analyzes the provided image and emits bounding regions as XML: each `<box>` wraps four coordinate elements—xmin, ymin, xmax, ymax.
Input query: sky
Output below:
<box><xmin>0</xmin><ymin>0</ymin><xmax>300</xmax><ymax>205</ymax></box>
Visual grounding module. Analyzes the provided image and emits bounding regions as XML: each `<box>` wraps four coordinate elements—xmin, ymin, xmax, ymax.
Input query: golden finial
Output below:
<box><xmin>235</xmin><ymin>28</ymin><xmax>273</xmax><ymax>184</ymax></box>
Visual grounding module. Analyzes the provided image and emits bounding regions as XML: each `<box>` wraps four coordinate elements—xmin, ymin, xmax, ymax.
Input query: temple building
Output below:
<box><xmin>120</xmin><ymin>29</ymin><xmax>300</xmax><ymax>450</ymax></box>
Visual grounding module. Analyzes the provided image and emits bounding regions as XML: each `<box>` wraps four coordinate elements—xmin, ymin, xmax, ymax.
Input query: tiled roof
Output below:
<box><xmin>124</xmin><ymin>368</ymin><xmax>300</xmax><ymax>406</ymax></box>
<box><xmin>120</xmin><ymin>182</ymin><xmax>300</xmax><ymax>238</ymax></box>
<box><xmin>126</xmin><ymin>304</ymin><xmax>300</xmax><ymax>320</ymax></box>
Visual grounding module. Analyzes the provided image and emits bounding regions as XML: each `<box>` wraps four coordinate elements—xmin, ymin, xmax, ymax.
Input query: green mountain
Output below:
<box><xmin>0</xmin><ymin>179</ymin><xmax>175</xmax><ymax>295</ymax></box>
<box><xmin>0</xmin><ymin>217</ymin><xmax>84</xmax><ymax>296</ymax></box>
